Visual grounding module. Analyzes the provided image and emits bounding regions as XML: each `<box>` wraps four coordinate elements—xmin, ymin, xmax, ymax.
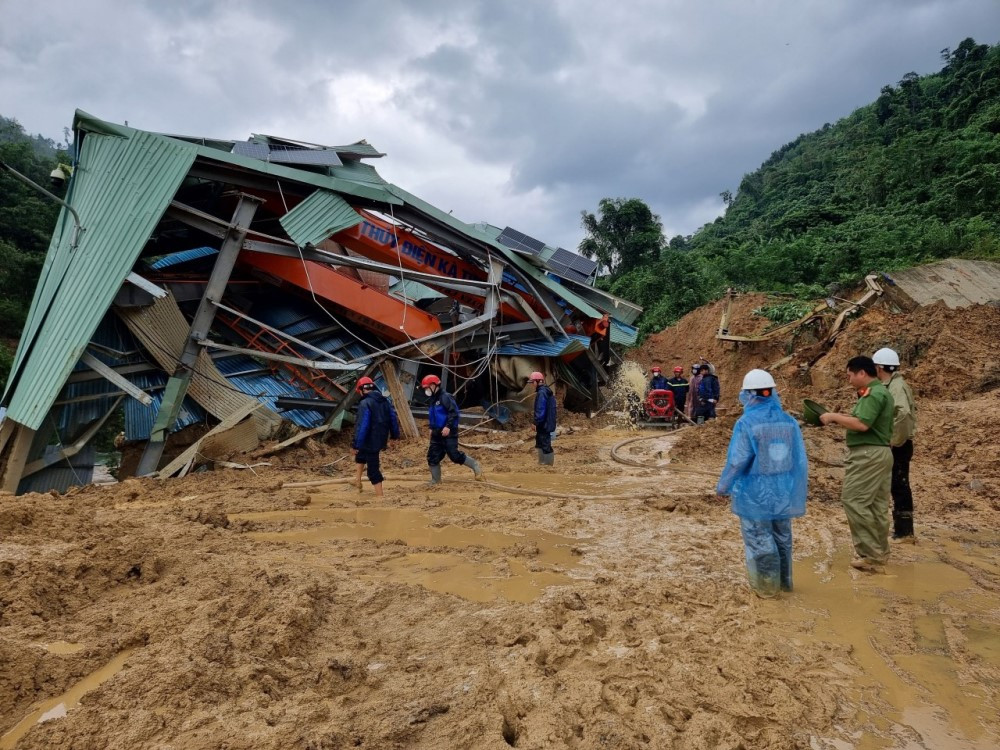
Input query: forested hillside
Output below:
<box><xmin>0</xmin><ymin>116</ymin><xmax>65</xmax><ymax>388</ymax></box>
<box><xmin>600</xmin><ymin>37</ymin><xmax>1000</xmax><ymax>337</ymax></box>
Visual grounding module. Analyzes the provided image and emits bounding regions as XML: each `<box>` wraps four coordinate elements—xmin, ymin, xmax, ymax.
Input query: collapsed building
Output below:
<box><xmin>0</xmin><ymin>111</ymin><xmax>641</xmax><ymax>494</ymax></box>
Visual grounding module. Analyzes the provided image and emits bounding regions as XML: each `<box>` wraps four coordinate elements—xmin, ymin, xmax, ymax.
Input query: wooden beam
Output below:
<box><xmin>380</xmin><ymin>361</ymin><xmax>419</xmax><ymax>439</ymax></box>
<box><xmin>0</xmin><ymin>423</ymin><xmax>37</xmax><ymax>494</ymax></box>
<box><xmin>79</xmin><ymin>352</ymin><xmax>154</xmax><ymax>406</ymax></box>
<box><xmin>156</xmin><ymin>402</ymin><xmax>264</xmax><ymax>478</ymax></box>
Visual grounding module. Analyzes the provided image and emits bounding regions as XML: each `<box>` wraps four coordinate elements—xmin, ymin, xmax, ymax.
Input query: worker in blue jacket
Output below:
<box><xmin>666</xmin><ymin>366</ymin><xmax>690</xmax><ymax>426</ymax></box>
<box><xmin>695</xmin><ymin>364</ymin><xmax>720</xmax><ymax>423</ymax></box>
<box><xmin>352</xmin><ymin>377</ymin><xmax>400</xmax><ymax>497</ymax></box>
<box><xmin>716</xmin><ymin>369</ymin><xmax>808</xmax><ymax>598</ymax></box>
<box><xmin>421</xmin><ymin>374</ymin><xmax>483</xmax><ymax>485</ymax></box>
<box><xmin>529</xmin><ymin>371</ymin><xmax>557</xmax><ymax>466</ymax></box>
<box><xmin>648</xmin><ymin>366</ymin><xmax>669</xmax><ymax>391</ymax></box>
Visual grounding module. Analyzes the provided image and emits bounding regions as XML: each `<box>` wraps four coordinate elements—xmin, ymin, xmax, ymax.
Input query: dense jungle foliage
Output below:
<box><xmin>585</xmin><ymin>38</ymin><xmax>1000</xmax><ymax>338</ymax></box>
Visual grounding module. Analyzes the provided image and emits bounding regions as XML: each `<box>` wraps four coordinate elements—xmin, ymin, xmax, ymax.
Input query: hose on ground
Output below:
<box><xmin>610</xmin><ymin>434</ymin><xmax>719</xmax><ymax>477</ymax></box>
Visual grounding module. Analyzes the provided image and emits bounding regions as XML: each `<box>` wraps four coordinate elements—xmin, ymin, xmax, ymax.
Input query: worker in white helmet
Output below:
<box><xmin>716</xmin><ymin>369</ymin><xmax>808</xmax><ymax>598</ymax></box>
<box><xmin>872</xmin><ymin>347</ymin><xmax>918</xmax><ymax>542</ymax></box>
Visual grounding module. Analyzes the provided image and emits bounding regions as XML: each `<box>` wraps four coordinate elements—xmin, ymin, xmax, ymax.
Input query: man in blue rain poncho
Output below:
<box><xmin>716</xmin><ymin>369</ymin><xmax>808</xmax><ymax>598</ymax></box>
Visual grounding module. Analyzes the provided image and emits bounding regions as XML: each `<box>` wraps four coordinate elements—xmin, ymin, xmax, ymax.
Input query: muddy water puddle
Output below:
<box><xmin>764</xmin><ymin>532</ymin><xmax>999</xmax><ymax>749</ymax></box>
<box><xmin>37</xmin><ymin>641</ymin><xmax>85</xmax><ymax>655</ymax></box>
<box><xmin>0</xmin><ymin>648</ymin><xmax>137</xmax><ymax>749</ymax></box>
<box><xmin>233</xmin><ymin>503</ymin><xmax>586</xmax><ymax>602</ymax></box>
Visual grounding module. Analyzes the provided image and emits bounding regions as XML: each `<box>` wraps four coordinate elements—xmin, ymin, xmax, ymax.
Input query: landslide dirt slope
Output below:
<box><xmin>1</xmin><ymin>293</ymin><xmax>999</xmax><ymax>750</ymax></box>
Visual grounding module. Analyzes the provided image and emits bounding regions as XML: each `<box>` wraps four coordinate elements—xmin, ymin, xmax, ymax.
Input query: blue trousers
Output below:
<box><xmin>739</xmin><ymin>518</ymin><xmax>793</xmax><ymax>597</ymax></box>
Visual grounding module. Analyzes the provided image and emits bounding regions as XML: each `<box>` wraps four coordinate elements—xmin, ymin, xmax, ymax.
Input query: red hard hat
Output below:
<box><xmin>673</xmin><ymin>366</ymin><xmax>683</xmax><ymax>373</ymax></box>
<box><xmin>356</xmin><ymin>376</ymin><xmax>375</xmax><ymax>393</ymax></box>
<box><xmin>651</xmin><ymin>367</ymin><xmax>661</xmax><ymax>373</ymax></box>
<box><xmin>528</xmin><ymin>371</ymin><xmax>544</xmax><ymax>381</ymax></box>
<box><xmin>421</xmin><ymin>374</ymin><xmax>441</xmax><ymax>388</ymax></box>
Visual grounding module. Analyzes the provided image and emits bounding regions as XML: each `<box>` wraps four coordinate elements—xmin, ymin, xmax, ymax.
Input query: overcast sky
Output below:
<box><xmin>3</xmin><ymin>1</ymin><xmax>998</xmax><ymax>252</ymax></box>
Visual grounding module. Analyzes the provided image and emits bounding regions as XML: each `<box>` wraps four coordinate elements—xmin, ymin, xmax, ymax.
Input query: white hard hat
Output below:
<box><xmin>742</xmin><ymin>369</ymin><xmax>776</xmax><ymax>390</ymax></box>
<box><xmin>872</xmin><ymin>348</ymin><xmax>900</xmax><ymax>366</ymax></box>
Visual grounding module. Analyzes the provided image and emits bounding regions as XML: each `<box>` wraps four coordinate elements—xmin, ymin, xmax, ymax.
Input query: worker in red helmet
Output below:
<box><xmin>667</xmin><ymin>366</ymin><xmax>690</xmax><ymax>427</ymax></box>
<box><xmin>649</xmin><ymin>366</ymin><xmax>668</xmax><ymax>392</ymax></box>
<box><xmin>529</xmin><ymin>371</ymin><xmax>557</xmax><ymax>466</ymax></box>
<box><xmin>420</xmin><ymin>373</ymin><xmax>483</xmax><ymax>485</ymax></box>
<box><xmin>352</xmin><ymin>376</ymin><xmax>400</xmax><ymax>497</ymax></box>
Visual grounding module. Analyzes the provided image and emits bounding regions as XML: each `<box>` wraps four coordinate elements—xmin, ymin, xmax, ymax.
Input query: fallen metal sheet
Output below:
<box><xmin>199</xmin><ymin>418</ymin><xmax>260</xmax><ymax>460</ymax></box>
<box><xmin>116</xmin><ymin>294</ymin><xmax>282</xmax><ymax>439</ymax></box>
<box><xmin>885</xmin><ymin>259</ymin><xmax>1000</xmax><ymax>309</ymax></box>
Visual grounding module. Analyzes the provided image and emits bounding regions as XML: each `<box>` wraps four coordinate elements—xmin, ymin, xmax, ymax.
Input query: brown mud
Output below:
<box><xmin>2</xmin><ymin>298</ymin><xmax>999</xmax><ymax>749</ymax></box>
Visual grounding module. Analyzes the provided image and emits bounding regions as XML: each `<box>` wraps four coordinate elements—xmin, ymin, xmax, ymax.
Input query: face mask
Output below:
<box><xmin>424</xmin><ymin>388</ymin><xmax>433</xmax><ymax>397</ymax></box>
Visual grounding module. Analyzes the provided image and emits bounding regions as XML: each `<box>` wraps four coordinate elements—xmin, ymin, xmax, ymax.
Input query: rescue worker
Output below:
<box><xmin>421</xmin><ymin>374</ymin><xmax>484</xmax><ymax>485</ymax></box>
<box><xmin>590</xmin><ymin>313</ymin><xmax>612</xmax><ymax>366</ymax></box>
<box><xmin>352</xmin><ymin>377</ymin><xmax>400</xmax><ymax>497</ymax></box>
<box><xmin>649</xmin><ymin>366</ymin><xmax>669</xmax><ymax>392</ymax></box>
<box><xmin>873</xmin><ymin>347</ymin><xmax>918</xmax><ymax>542</ymax></box>
<box><xmin>686</xmin><ymin>362</ymin><xmax>704</xmax><ymax>420</ymax></box>
<box><xmin>695</xmin><ymin>364</ymin><xmax>720</xmax><ymax>423</ymax></box>
<box><xmin>529</xmin><ymin>371</ymin><xmax>557</xmax><ymax>465</ymax></box>
<box><xmin>716</xmin><ymin>370</ymin><xmax>807</xmax><ymax>598</ymax></box>
<box><xmin>666</xmin><ymin>366</ymin><xmax>689</xmax><ymax>422</ymax></box>
<box><xmin>819</xmin><ymin>356</ymin><xmax>895</xmax><ymax>572</ymax></box>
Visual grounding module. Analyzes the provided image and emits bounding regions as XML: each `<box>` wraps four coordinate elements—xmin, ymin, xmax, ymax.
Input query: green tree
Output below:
<box><xmin>579</xmin><ymin>198</ymin><xmax>665</xmax><ymax>276</ymax></box>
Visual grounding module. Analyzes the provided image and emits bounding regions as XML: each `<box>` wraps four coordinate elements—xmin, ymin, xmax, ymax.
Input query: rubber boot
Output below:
<box><xmin>536</xmin><ymin>448</ymin><xmax>544</xmax><ymax>465</ymax></box>
<box><xmin>427</xmin><ymin>464</ymin><xmax>442</xmax><ymax>487</ymax></box>
<box><xmin>464</xmin><ymin>455</ymin><xmax>484</xmax><ymax>480</ymax></box>
<box><xmin>540</xmin><ymin>451</ymin><xmax>554</xmax><ymax>467</ymax></box>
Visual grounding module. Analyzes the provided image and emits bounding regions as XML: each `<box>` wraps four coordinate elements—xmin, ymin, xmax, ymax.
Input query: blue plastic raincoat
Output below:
<box><xmin>716</xmin><ymin>390</ymin><xmax>808</xmax><ymax>521</ymax></box>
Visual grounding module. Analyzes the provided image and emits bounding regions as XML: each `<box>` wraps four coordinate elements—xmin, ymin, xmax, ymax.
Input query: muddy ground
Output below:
<box><xmin>2</xmin><ymin>300</ymin><xmax>999</xmax><ymax>749</ymax></box>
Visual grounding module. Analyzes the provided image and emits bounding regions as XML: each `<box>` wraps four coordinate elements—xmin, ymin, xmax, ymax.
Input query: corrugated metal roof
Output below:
<box><xmin>610</xmin><ymin>321</ymin><xmax>638</xmax><ymax>347</ymax></box>
<box><xmin>125</xmin><ymin>373</ymin><xmax>205</xmax><ymax>441</ymax></box>
<box><xmin>18</xmin><ymin>445</ymin><xmax>95</xmax><ymax>495</ymax></box>
<box><xmin>150</xmin><ymin>246</ymin><xmax>218</xmax><ymax>270</ymax></box>
<box><xmin>3</xmin><ymin>124</ymin><xmax>197</xmax><ymax>429</ymax></box>
<box><xmin>214</xmin><ymin>355</ymin><xmax>327</xmax><ymax>427</ymax></box>
<box><xmin>497</xmin><ymin>335</ymin><xmax>590</xmax><ymax>357</ymax></box>
<box><xmin>279</xmin><ymin>189</ymin><xmax>362</xmax><ymax>248</ymax></box>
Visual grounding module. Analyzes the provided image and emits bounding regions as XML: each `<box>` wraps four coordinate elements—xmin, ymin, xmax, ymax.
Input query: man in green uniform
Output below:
<box><xmin>819</xmin><ymin>356</ymin><xmax>895</xmax><ymax>572</ymax></box>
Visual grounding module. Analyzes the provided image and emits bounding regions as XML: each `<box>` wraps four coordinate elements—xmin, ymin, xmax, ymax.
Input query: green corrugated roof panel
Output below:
<box><xmin>279</xmin><ymin>189</ymin><xmax>362</xmax><ymax>247</ymax></box>
<box><xmin>390</xmin><ymin>279</ymin><xmax>445</xmax><ymax>301</ymax></box>
<box><xmin>330</xmin><ymin>161</ymin><xmax>388</xmax><ymax>185</ymax></box>
<box><xmin>610</xmin><ymin>321</ymin><xmax>638</xmax><ymax>347</ymax></box>
<box><xmin>3</xmin><ymin>122</ymin><xmax>197</xmax><ymax>429</ymax></box>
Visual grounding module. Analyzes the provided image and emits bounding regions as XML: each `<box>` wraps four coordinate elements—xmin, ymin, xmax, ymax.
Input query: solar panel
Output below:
<box><xmin>231</xmin><ymin>141</ymin><xmax>343</xmax><ymax>167</ymax></box>
<box><xmin>232</xmin><ymin>141</ymin><xmax>270</xmax><ymax>160</ymax></box>
<box><xmin>496</xmin><ymin>226</ymin><xmax>545</xmax><ymax>255</ymax></box>
<box><xmin>268</xmin><ymin>145</ymin><xmax>343</xmax><ymax>166</ymax></box>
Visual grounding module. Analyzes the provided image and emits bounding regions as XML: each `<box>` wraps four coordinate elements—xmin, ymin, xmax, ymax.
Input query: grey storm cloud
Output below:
<box><xmin>2</xmin><ymin>0</ymin><xmax>999</xmax><ymax>251</ymax></box>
